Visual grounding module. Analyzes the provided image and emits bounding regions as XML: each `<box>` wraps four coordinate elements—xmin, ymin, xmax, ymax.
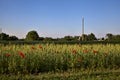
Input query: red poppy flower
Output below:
<box><xmin>72</xmin><ymin>49</ymin><xmax>77</xmax><ymax>54</ymax></box>
<box><xmin>83</xmin><ymin>49</ymin><xmax>88</xmax><ymax>53</ymax></box>
<box><xmin>18</xmin><ymin>52</ymin><xmax>25</xmax><ymax>58</ymax></box>
<box><xmin>31</xmin><ymin>46</ymin><xmax>35</xmax><ymax>49</ymax></box>
<box><xmin>5</xmin><ymin>53</ymin><xmax>11</xmax><ymax>57</ymax></box>
<box><xmin>39</xmin><ymin>45</ymin><xmax>43</xmax><ymax>49</ymax></box>
<box><xmin>93</xmin><ymin>50</ymin><xmax>98</xmax><ymax>54</ymax></box>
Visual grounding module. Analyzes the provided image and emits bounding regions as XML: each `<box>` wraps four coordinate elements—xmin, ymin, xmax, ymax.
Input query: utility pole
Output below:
<box><xmin>82</xmin><ymin>17</ymin><xmax>84</xmax><ymax>35</ymax></box>
<box><xmin>82</xmin><ymin>17</ymin><xmax>84</xmax><ymax>41</ymax></box>
<box><xmin>78</xmin><ymin>17</ymin><xmax>85</xmax><ymax>41</ymax></box>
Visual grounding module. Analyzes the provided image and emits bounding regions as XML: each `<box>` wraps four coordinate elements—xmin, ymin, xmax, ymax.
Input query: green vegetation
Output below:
<box><xmin>0</xmin><ymin>69</ymin><xmax>120</xmax><ymax>80</ymax></box>
<box><xmin>25</xmin><ymin>30</ymin><xmax>39</xmax><ymax>41</ymax></box>
<box><xmin>0</xmin><ymin>30</ymin><xmax>120</xmax><ymax>41</ymax></box>
<box><xmin>0</xmin><ymin>33</ymin><xmax>18</xmax><ymax>41</ymax></box>
<box><xmin>0</xmin><ymin>44</ymin><xmax>120</xmax><ymax>79</ymax></box>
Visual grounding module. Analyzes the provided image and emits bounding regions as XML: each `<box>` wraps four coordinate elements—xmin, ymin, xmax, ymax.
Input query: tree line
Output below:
<box><xmin>0</xmin><ymin>30</ymin><xmax>120</xmax><ymax>41</ymax></box>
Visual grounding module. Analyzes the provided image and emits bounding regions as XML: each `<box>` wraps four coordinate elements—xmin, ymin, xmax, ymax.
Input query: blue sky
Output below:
<box><xmin>0</xmin><ymin>0</ymin><xmax>120</xmax><ymax>38</ymax></box>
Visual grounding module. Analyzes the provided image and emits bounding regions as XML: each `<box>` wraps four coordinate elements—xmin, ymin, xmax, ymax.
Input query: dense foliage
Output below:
<box><xmin>25</xmin><ymin>30</ymin><xmax>39</xmax><ymax>41</ymax></box>
<box><xmin>0</xmin><ymin>31</ymin><xmax>120</xmax><ymax>41</ymax></box>
<box><xmin>0</xmin><ymin>33</ymin><xmax>18</xmax><ymax>41</ymax></box>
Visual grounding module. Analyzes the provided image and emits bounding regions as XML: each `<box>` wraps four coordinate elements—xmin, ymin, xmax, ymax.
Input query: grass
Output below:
<box><xmin>0</xmin><ymin>43</ymin><xmax>120</xmax><ymax>79</ymax></box>
<box><xmin>0</xmin><ymin>69</ymin><xmax>120</xmax><ymax>80</ymax></box>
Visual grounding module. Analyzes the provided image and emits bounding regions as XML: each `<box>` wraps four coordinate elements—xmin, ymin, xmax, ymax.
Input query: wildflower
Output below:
<box><xmin>93</xmin><ymin>50</ymin><xmax>98</xmax><ymax>54</ymax></box>
<box><xmin>72</xmin><ymin>49</ymin><xmax>77</xmax><ymax>54</ymax></box>
<box><xmin>18</xmin><ymin>52</ymin><xmax>25</xmax><ymax>58</ymax></box>
<box><xmin>83</xmin><ymin>49</ymin><xmax>88</xmax><ymax>53</ymax></box>
<box><xmin>31</xmin><ymin>46</ymin><xmax>35</xmax><ymax>49</ymax></box>
<box><xmin>5</xmin><ymin>53</ymin><xmax>11</xmax><ymax>57</ymax></box>
<box><xmin>39</xmin><ymin>45</ymin><xmax>43</xmax><ymax>49</ymax></box>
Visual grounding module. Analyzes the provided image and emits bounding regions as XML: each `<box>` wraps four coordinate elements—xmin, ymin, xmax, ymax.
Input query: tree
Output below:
<box><xmin>87</xmin><ymin>33</ymin><xmax>97</xmax><ymax>41</ymax></box>
<box><xmin>63</xmin><ymin>36</ymin><xmax>73</xmax><ymax>41</ymax></box>
<box><xmin>115</xmin><ymin>35</ymin><xmax>120</xmax><ymax>41</ymax></box>
<box><xmin>44</xmin><ymin>37</ymin><xmax>53</xmax><ymax>41</ymax></box>
<box><xmin>111</xmin><ymin>35</ymin><xmax>120</xmax><ymax>41</ymax></box>
<box><xmin>81</xmin><ymin>34</ymin><xmax>88</xmax><ymax>41</ymax></box>
<box><xmin>25</xmin><ymin>30</ymin><xmax>39</xmax><ymax>41</ymax></box>
<box><xmin>39</xmin><ymin>37</ymin><xmax>44</xmax><ymax>41</ymax></box>
<box><xmin>0</xmin><ymin>33</ymin><xmax>9</xmax><ymax>40</ymax></box>
<box><xmin>8</xmin><ymin>36</ymin><xmax>18</xmax><ymax>41</ymax></box>
<box><xmin>73</xmin><ymin>36</ymin><xmax>79</xmax><ymax>41</ymax></box>
<box><xmin>106</xmin><ymin>33</ymin><xmax>113</xmax><ymax>41</ymax></box>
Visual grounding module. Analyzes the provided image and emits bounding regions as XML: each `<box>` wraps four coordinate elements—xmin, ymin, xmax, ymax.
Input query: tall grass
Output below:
<box><xmin>0</xmin><ymin>44</ymin><xmax>120</xmax><ymax>74</ymax></box>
